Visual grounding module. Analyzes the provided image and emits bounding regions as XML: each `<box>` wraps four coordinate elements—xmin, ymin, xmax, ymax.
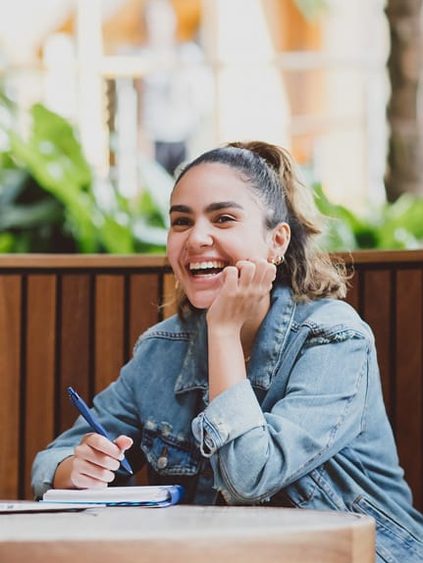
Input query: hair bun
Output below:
<box><xmin>227</xmin><ymin>141</ymin><xmax>284</xmax><ymax>173</ymax></box>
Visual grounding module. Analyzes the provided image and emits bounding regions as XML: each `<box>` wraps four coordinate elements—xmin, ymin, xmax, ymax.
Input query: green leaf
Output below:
<box><xmin>137</xmin><ymin>156</ymin><xmax>172</xmax><ymax>227</ymax></box>
<box><xmin>0</xmin><ymin>199</ymin><xmax>63</xmax><ymax>230</ymax></box>
<box><xmin>98</xmin><ymin>214</ymin><xmax>135</xmax><ymax>254</ymax></box>
<box><xmin>132</xmin><ymin>217</ymin><xmax>167</xmax><ymax>248</ymax></box>
<box><xmin>31</xmin><ymin>104</ymin><xmax>92</xmax><ymax>188</ymax></box>
<box><xmin>0</xmin><ymin>232</ymin><xmax>15</xmax><ymax>252</ymax></box>
<box><xmin>138</xmin><ymin>190</ymin><xmax>167</xmax><ymax>228</ymax></box>
<box><xmin>313</xmin><ymin>183</ymin><xmax>423</xmax><ymax>251</ymax></box>
<box><xmin>9</xmin><ymin>112</ymin><xmax>100</xmax><ymax>252</ymax></box>
<box><xmin>0</xmin><ymin>168</ymin><xmax>28</xmax><ymax>204</ymax></box>
<box><xmin>317</xmin><ymin>216</ymin><xmax>358</xmax><ymax>252</ymax></box>
<box><xmin>383</xmin><ymin>194</ymin><xmax>423</xmax><ymax>238</ymax></box>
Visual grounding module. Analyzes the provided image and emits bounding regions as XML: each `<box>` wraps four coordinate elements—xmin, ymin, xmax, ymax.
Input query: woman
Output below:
<box><xmin>32</xmin><ymin>141</ymin><xmax>423</xmax><ymax>561</ymax></box>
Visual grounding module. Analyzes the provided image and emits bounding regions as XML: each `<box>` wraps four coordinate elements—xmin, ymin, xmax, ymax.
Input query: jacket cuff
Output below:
<box><xmin>31</xmin><ymin>447</ymin><xmax>75</xmax><ymax>499</ymax></box>
<box><xmin>191</xmin><ymin>379</ymin><xmax>265</xmax><ymax>457</ymax></box>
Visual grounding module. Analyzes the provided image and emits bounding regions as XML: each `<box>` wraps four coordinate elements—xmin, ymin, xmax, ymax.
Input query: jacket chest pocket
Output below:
<box><xmin>140</xmin><ymin>427</ymin><xmax>201</xmax><ymax>477</ymax></box>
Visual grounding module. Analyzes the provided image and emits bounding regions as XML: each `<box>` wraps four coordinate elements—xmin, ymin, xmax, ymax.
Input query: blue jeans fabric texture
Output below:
<box><xmin>32</xmin><ymin>284</ymin><xmax>423</xmax><ymax>561</ymax></box>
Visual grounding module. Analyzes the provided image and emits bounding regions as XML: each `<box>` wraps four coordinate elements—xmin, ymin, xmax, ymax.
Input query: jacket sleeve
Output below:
<box><xmin>191</xmin><ymin>331</ymin><xmax>370</xmax><ymax>504</ymax></box>
<box><xmin>31</xmin><ymin>357</ymin><xmax>144</xmax><ymax>499</ymax></box>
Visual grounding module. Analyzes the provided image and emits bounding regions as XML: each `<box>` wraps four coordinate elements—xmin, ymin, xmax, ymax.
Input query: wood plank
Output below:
<box><xmin>0</xmin><ymin>254</ymin><xmax>169</xmax><ymax>269</ymax></box>
<box><xmin>361</xmin><ymin>270</ymin><xmax>393</xmax><ymax>417</ymax></box>
<box><xmin>0</xmin><ymin>249</ymin><xmax>422</xmax><ymax>269</ymax></box>
<box><xmin>95</xmin><ymin>275</ymin><xmax>125</xmax><ymax>395</ymax></box>
<box><xmin>344</xmin><ymin>269</ymin><xmax>360</xmax><ymax>311</ymax></box>
<box><xmin>128</xmin><ymin>274</ymin><xmax>161</xmax><ymax>355</ymax></box>
<box><xmin>0</xmin><ymin>276</ymin><xmax>21</xmax><ymax>499</ymax></box>
<box><xmin>127</xmin><ymin>279</ymin><xmax>159</xmax><ymax>485</ymax></box>
<box><xmin>59</xmin><ymin>275</ymin><xmax>91</xmax><ymax>433</ymax></box>
<box><xmin>335</xmin><ymin>249</ymin><xmax>423</xmax><ymax>265</ymax></box>
<box><xmin>162</xmin><ymin>273</ymin><xmax>177</xmax><ymax>319</ymax></box>
<box><xmin>395</xmin><ymin>269</ymin><xmax>423</xmax><ymax>511</ymax></box>
<box><xmin>25</xmin><ymin>275</ymin><xmax>57</xmax><ymax>499</ymax></box>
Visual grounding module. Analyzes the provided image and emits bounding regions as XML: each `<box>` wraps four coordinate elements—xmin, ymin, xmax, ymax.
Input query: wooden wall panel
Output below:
<box><xmin>59</xmin><ymin>275</ymin><xmax>91</xmax><ymax>433</ymax></box>
<box><xmin>128</xmin><ymin>274</ymin><xmax>161</xmax><ymax>355</ymax></box>
<box><xmin>129</xmin><ymin>273</ymin><xmax>161</xmax><ymax>487</ymax></box>
<box><xmin>362</xmin><ymin>270</ymin><xmax>393</xmax><ymax>417</ymax></box>
<box><xmin>162</xmin><ymin>273</ymin><xmax>177</xmax><ymax>319</ymax></box>
<box><xmin>25</xmin><ymin>275</ymin><xmax>57</xmax><ymax>499</ymax></box>
<box><xmin>95</xmin><ymin>275</ymin><xmax>125</xmax><ymax>394</ymax></box>
<box><xmin>395</xmin><ymin>270</ymin><xmax>423</xmax><ymax>510</ymax></box>
<box><xmin>0</xmin><ymin>276</ymin><xmax>21</xmax><ymax>499</ymax></box>
<box><xmin>344</xmin><ymin>269</ymin><xmax>360</xmax><ymax>311</ymax></box>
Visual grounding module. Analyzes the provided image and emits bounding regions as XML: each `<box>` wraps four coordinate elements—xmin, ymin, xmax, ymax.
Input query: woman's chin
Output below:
<box><xmin>182</xmin><ymin>275</ymin><xmax>223</xmax><ymax>310</ymax></box>
<box><xmin>185</xmin><ymin>290</ymin><xmax>215</xmax><ymax>311</ymax></box>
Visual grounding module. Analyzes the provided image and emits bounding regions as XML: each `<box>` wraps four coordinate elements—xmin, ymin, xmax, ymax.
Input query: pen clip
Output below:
<box><xmin>67</xmin><ymin>386</ymin><xmax>79</xmax><ymax>405</ymax></box>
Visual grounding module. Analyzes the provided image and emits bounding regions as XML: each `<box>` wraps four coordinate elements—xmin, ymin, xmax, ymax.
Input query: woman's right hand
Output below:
<box><xmin>53</xmin><ymin>433</ymin><xmax>133</xmax><ymax>489</ymax></box>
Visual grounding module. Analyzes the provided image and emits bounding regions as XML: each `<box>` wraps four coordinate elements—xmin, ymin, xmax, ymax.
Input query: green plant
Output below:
<box><xmin>0</xmin><ymin>97</ymin><xmax>171</xmax><ymax>253</ymax></box>
<box><xmin>314</xmin><ymin>183</ymin><xmax>423</xmax><ymax>251</ymax></box>
<box><xmin>3</xmin><ymin>93</ymin><xmax>421</xmax><ymax>255</ymax></box>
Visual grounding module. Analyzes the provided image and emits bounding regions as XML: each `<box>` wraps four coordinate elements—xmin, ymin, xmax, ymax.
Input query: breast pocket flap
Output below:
<box><xmin>140</xmin><ymin>427</ymin><xmax>200</xmax><ymax>476</ymax></box>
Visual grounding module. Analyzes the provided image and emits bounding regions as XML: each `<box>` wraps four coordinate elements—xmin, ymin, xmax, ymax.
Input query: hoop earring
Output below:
<box><xmin>271</xmin><ymin>256</ymin><xmax>284</xmax><ymax>266</ymax></box>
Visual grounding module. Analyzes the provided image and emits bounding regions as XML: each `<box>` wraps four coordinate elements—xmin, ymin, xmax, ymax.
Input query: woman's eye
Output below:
<box><xmin>171</xmin><ymin>216</ymin><xmax>191</xmax><ymax>227</ymax></box>
<box><xmin>215</xmin><ymin>215</ymin><xmax>235</xmax><ymax>224</ymax></box>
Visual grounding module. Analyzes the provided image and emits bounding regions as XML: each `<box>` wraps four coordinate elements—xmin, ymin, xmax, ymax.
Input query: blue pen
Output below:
<box><xmin>67</xmin><ymin>386</ymin><xmax>133</xmax><ymax>475</ymax></box>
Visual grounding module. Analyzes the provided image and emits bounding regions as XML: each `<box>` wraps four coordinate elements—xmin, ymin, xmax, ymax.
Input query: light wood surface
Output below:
<box><xmin>0</xmin><ymin>505</ymin><xmax>375</xmax><ymax>563</ymax></box>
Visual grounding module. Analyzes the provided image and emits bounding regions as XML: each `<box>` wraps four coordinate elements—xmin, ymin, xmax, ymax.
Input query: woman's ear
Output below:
<box><xmin>269</xmin><ymin>222</ymin><xmax>290</xmax><ymax>261</ymax></box>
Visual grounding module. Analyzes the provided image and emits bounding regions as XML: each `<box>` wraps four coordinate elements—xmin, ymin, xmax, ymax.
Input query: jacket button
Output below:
<box><xmin>157</xmin><ymin>456</ymin><xmax>168</xmax><ymax>469</ymax></box>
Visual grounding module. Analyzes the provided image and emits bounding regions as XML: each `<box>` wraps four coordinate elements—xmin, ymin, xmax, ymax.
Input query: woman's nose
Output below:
<box><xmin>186</xmin><ymin>221</ymin><xmax>213</xmax><ymax>248</ymax></box>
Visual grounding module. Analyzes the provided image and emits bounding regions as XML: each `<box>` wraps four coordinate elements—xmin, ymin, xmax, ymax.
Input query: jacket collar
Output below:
<box><xmin>174</xmin><ymin>285</ymin><xmax>296</xmax><ymax>396</ymax></box>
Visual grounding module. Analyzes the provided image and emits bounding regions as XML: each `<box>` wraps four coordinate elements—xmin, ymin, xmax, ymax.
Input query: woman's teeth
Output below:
<box><xmin>189</xmin><ymin>260</ymin><xmax>225</xmax><ymax>270</ymax></box>
<box><xmin>189</xmin><ymin>260</ymin><xmax>226</xmax><ymax>276</ymax></box>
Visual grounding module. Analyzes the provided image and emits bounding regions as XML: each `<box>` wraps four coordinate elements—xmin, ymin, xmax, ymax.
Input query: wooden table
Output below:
<box><xmin>0</xmin><ymin>505</ymin><xmax>375</xmax><ymax>563</ymax></box>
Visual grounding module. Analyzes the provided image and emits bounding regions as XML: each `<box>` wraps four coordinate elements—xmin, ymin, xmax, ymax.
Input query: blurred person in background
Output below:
<box><xmin>140</xmin><ymin>0</ymin><xmax>212</xmax><ymax>175</ymax></box>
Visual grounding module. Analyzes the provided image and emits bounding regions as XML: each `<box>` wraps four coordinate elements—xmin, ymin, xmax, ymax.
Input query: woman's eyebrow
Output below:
<box><xmin>169</xmin><ymin>204</ymin><xmax>192</xmax><ymax>214</ymax></box>
<box><xmin>206</xmin><ymin>201</ymin><xmax>244</xmax><ymax>212</ymax></box>
<box><xmin>169</xmin><ymin>201</ymin><xmax>244</xmax><ymax>214</ymax></box>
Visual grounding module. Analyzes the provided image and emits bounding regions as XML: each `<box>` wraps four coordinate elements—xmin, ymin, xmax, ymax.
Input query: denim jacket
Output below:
<box><xmin>32</xmin><ymin>284</ymin><xmax>423</xmax><ymax>562</ymax></box>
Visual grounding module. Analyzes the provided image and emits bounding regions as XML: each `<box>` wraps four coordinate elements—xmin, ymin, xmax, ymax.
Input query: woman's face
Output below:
<box><xmin>167</xmin><ymin>162</ymin><xmax>285</xmax><ymax>310</ymax></box>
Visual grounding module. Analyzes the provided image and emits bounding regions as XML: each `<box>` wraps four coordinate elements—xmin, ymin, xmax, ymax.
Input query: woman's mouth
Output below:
<box><xmin>187</xmin><ymin>260</ymin><xmax>227</xmax><ymax>278</ymax></box>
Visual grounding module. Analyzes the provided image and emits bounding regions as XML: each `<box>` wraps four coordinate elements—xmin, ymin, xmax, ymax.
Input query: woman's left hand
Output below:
<box><xmin>206</xmin><ymin>259</ymin><xmax>277</xmax><ymax>332</ymax></box>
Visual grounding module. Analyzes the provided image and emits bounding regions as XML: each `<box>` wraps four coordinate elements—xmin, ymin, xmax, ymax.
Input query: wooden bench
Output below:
<box><xmin>0</xmin><ymin>250</ymin><xmax>422</xmax><ymax>511</ymax></box>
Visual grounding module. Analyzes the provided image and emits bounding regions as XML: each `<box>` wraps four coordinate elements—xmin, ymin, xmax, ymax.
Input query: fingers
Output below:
<box><xmin>81</xmin><ymin>433</ymin><xmax>124</xmax><ymax>460</ymax></box>
<box><xmin>222</xmin><ymin>265</ymin><xmax>240</xmax><ymax>290</ymax></box>
<box><xmin>70</xmin><ymin>457</ymin><xmax>115</xmax><ymax>489</ymax></box>
<box><xmin>70</xmin><ymin>433</ymin><xmax>132</xmax><ymax>488</ymax></box>
<box><xmin>207</xmin><ymin>258</ymin><xmax>277</xmax><ymax>329</ymax></box>
<box><xmin>236</xmin><ymin>260</ymin><xmax>255</xmax><ymax>288</ymax></box>
<box><xmin>234</xmin><ymin>259</ymin><xmax>276</xmax><ymax>291</ymax></box>
<box><xmin>261</xmin><ymin>261</ymin><xmax>277</xmax><ymax>289</ymax></box>
<box><xmin>115</xmin><ymin>435</ymin><xmax>134</xmax><ymax>453</ymax></box>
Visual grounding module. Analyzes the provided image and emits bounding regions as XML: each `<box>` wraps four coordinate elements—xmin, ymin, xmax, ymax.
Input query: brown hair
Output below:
<box><xmin>172</xmin><ymin>141</ymin><xmax>348</xmax><ymax>315</ymax></box>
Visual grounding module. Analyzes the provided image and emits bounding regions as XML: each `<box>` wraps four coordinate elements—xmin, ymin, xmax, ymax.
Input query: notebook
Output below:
<box><xmin>42</xmin><ymin>485</ymin><xmax>184</xmax><ymax>507</ymax></box>
<box><xmin>0</xmin><ymin>501</ymin><xmax>101</xmax><ymax>513</ymax></box>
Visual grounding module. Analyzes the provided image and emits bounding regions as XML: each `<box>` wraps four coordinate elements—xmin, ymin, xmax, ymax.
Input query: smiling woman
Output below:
<box><xmin>168</xmin><ymin>141</ymin><xmax>346</xmax><ymax>317</ymax></box>
<box><xmin>32</xmin><ymin>141</ymin><xmax>423</xmax><ymax>563</ymax></box>
<box><xmin>167</xmin><ymin>161</ymin><xmax>288</xmax><ymax>312</ymax></box>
